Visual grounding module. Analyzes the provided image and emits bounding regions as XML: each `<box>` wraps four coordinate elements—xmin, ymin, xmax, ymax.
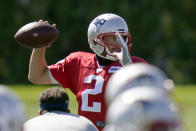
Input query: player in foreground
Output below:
<box><xmin>104</xmin><ymin>87</ymin><xmax>183</xmax><ymax>131</ymax></box>
<box><xmin>23</xmin><ymin>87</ymin><xmax>98</xmax><ymax>131</ymax></box>
<box><xmin>105</xmin><ymin>63</ymin><xmax>175</xmax><ymax>105</ymax></box>
<box><xmin>0</xmin><ymin>85</ymin><xmax>26</xmax><ymax>131</ymax></box>
<box><xmin>28</xmin><ymin>13</ymin><xmax>147</xmax><ymax>130</ymax></box>
<box><xmin>104</xmin><ymin>63</ymin><xmax>183</xmax><ymax>131</ymax></box>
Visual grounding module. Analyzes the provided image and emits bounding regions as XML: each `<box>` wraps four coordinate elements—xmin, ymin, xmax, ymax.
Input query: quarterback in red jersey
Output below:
<box><xmin>28</xmin><ymin>13</ymin><xmax>147</xmax><ymax>130</ymax></box>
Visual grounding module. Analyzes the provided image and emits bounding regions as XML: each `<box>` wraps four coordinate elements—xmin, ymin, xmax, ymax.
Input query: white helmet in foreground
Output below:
<box><xmin>105</xmin><ymin>63</ymin><xmax>174</xmax><ymax>105</ymax></box>
<box><xmin>104</xmin><ymin>87</ymin><xmax>182</xmax><ymax>131</ymax></box>
<box><xmin>88</xmin><ymin>13</ymin><xmax>131</xmax><ymax>61</ymax></box>
<box><xmin>0</xmin><ymin>85</ymin><xmax>25</xmax><ymax>131</ymax></box>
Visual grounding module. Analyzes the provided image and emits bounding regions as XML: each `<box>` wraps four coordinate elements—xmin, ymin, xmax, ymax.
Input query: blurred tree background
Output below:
<box><xmin>0</xmin><ymin>0</ymin><xmax>195</xmax><ymax>84</ymax></box>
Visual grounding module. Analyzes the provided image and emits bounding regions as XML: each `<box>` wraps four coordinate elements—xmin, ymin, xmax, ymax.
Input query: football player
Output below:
<box><xmin>0</xmin><ymin>85</ymin><xmax>25</xmax><ymax>131</ymax></box>
<box><xmin>104</xmin><ymin>87</ymin><xmax>183</xmax><ymax>131</ymax></box>
<box><xmin>28</xmin><ymin>13</ymin><xmax>147</xmax><ymax>130</ymax></box>
<box><xmin>24</xmin><ymin>87</ymin><xmax>98</xmax><ymax>131</ymax></box>
<box><xmin>105</xmin><ymin>63</ymin><xmax>175</xmax><ymax>105</ymax></box>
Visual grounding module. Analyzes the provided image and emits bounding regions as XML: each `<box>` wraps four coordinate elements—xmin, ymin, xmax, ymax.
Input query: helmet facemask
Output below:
<box><xmin>93</xmin><ymin>32</ymin><xmax>130</xmax><ymax>61</ymax></box>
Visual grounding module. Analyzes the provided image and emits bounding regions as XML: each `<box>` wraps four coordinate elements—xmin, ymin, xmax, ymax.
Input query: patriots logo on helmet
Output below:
<box><xmin>93</xmin><ymin>18</ymin><xmax>107</xmax><ymax>32</ymax></box>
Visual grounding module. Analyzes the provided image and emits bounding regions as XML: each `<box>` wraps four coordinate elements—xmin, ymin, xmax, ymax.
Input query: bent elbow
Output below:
<box><xmin>28</xmin><ymin>75</ymin><xmax>42</xmax><ymax>85</ymax></box>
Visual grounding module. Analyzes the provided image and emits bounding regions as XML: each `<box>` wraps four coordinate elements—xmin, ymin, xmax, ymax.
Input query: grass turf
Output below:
<box><xmin>8</xmin><ymin>84</ymin><xmax>196</xmax><ymax>131</ymax></box>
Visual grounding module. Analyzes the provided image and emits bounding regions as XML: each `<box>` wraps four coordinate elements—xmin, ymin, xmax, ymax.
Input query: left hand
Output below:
<box><xmin>112</xmin><ymin>31</ymin><xmax>132</xmax><ymax>66</ymax></box>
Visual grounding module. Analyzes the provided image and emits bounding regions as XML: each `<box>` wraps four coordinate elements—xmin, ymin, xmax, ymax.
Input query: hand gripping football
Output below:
<box><xmin>14</xmin><ymin>21</ymin><xmax>59</xmax><ymax>48</ymax></box>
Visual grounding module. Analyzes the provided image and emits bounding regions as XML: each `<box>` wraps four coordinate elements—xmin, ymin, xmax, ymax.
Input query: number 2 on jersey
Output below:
<box><xmin>81</xmin><ymin>75</ymin><xmax>104</xmax><ymax>112</ymax></box>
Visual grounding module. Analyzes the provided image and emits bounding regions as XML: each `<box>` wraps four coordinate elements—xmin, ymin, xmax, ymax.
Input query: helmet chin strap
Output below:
<box><xmin>104</xmin><ymin>46</ymin><xmax>118</xmax><ymax>61</ymax></box>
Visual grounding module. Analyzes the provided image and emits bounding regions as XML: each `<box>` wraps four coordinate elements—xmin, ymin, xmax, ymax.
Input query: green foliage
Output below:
<box><xmin>0</xmin><ymin>0</ymin><xmax>195</xmax><ymax>83</ymax></box>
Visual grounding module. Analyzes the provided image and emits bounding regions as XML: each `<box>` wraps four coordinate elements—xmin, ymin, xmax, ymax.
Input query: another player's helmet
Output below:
<box><xmin>105</xmin><ymin>63</ymin><xmax>174</xmax><ymax>105</ymax></box>
<box><xmin>88</xmin><ymin>13</ymin><xmax>131</xmax><ymax>61</ymax></box>
<box><xmin>104</xmin><ymin>87</ymin><xmax>182</xmax><ymax>131</ymax></box>
<box><xmin>0</xmin><ymin>85</ymin><xmax>25</xmax><ymax>131</ymax></box>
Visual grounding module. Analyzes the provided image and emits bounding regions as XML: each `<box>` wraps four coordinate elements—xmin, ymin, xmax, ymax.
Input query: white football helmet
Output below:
<box><xmin>104</xmin><ymin>87</ymin><xmax>182</xmax><ymax>131</ymax></box>
<box><xmin>105</xmin><ymin>63</ymin><xmax>174</xmax><ymax>105</ymax></box>
<box><xmin>0</xmin><ymin>85</ymin><xmax>25</xmax><ymax>131</ymax></box>
<box><xmin>88</xmin><ymin>13</ymin><xmax>131</xmax><ymax>61</ymax></box>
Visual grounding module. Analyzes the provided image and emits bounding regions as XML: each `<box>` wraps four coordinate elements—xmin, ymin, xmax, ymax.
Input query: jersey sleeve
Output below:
<box><xmin>48</xmin><ymin>55</ymin><xmax>74</xmax><ymax>90</ymax></box>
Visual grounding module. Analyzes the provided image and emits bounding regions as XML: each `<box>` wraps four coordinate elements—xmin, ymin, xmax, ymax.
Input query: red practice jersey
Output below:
<box><xmin>48</xmin><ymin>51</ymin><xmax>147</xmax><ymax>130</ymax></box>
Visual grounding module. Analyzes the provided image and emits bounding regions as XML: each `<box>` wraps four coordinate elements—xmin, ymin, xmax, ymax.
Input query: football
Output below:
<box><xmin>14</xmin><ymin>21</ymin><xmax>59</xmax><ymax>48</ymax></box>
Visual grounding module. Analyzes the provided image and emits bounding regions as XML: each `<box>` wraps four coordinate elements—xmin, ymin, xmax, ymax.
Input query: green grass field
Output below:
<box><xmin>9</xmin><ymin>84</ymin><xmax>196</xmax><ymax>131</ymax></box>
